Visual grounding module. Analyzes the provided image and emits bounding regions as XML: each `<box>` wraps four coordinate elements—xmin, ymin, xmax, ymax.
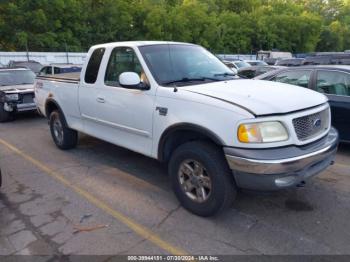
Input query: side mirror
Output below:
<box><xmin>119</xmin><ymin>72</ymin><xmax>148</xmax><ymax>90</ymax></box>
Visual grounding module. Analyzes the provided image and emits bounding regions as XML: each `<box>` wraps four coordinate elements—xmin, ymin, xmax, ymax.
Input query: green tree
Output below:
<box><xmin>0</xmin><ymin>0</ymin><xmax>349</xmax><ymax>53</ymax></box>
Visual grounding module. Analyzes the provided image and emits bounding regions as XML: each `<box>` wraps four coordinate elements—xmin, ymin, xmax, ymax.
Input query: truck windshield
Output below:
<box><xmin>0</xmin><ymin>70</ymin><xmax>36</xmax><ymax>86</ymax></box>
<box><xmin>139</xmin><ymin>44</ymin><xmax>236</xmax><ymax>86</ymax></box>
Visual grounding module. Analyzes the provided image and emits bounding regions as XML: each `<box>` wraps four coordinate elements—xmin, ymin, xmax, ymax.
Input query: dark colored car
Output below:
<box><xmin>302</xmin><ymin>54</ymin><xmax>350</xmax><ymax>66</ymax></box>
<box><xmin>276</xmin><ymin>58</ymin><xmax>305</xmax><ymax>67</ymax></box>
<box><xmin>8</xmin><ymin>60</ymin><xmax>43</xmax><ymax>74</ymax></box>
<box><xmin>238</xmin><ymin>65</ymin><xmax>285</xmax><ymax>79</ymax></box>
<box><xmin>256</xmin><ymin>65</ymin><xmax>350</xmax><ymax>142</ymax></box>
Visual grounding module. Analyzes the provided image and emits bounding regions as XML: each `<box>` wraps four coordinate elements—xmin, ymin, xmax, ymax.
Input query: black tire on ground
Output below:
<box><xmin>49</xmin><ymin>110</ymin><xmax>78</xmax><ymax>150</ymax></box>
<box><xmin>0</xmin><ymin>103</ymin><xmax>11</xmax><ymax>122</ymax></box>
<box><xmin>168</xmin><ymin>141</ymin><xmax>237</xmax><ymax>217</ymax></box>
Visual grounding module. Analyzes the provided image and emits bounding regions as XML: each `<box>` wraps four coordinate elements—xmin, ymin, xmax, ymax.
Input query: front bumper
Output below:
<box><xmin>4</xmin><ymin>102</ymin><xmax>37</xmax><ymax>113</ymax></box>
<box><xmin>224</xmin><ymin>127</ymin><xmax>339</xmax><ymax>191</ymax></box>
<box><xmin>3</xmin><ymin>91</ymin><xmax>36</xmax><ymax>113</ymax></box>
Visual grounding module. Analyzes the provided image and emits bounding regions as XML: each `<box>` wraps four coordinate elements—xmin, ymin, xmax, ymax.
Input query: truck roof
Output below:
<box><xmin>91</xmin><ymin>41</ymin><xmax>196</xmax><ymax>49</ymax></box>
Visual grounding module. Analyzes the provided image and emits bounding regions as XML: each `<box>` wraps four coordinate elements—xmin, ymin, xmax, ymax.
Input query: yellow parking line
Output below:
<box><xmin>0</xmin><ymin>138</ymin><xmax>187</xmax><ymax>256</ymax></box>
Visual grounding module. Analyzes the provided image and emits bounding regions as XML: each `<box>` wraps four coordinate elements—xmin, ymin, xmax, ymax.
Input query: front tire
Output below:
<box><xmin>168</xmin><ymin>141</ymin><xmax>236</xmax><ymax>217</ymax></box>
<box><xmin>49</xmin><ymin>110</ymin><xmax>78</xmax><ymax>150</ymax></box>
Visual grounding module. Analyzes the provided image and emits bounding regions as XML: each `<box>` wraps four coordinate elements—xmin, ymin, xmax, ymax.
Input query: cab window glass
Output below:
<box><xmin>238</xmin><ymin>70</ymin><xmax>255</xmax><ymax>79</ymax></box>
<box><xmin>85</xmin><ymin>48</ymin><xmax>105</xmax><ymax>84</ymax></box>
<box><xmin>272</xmin><ymin>70</ymin><xmax>311</xmax><ymax>88</ymax></box>
<box><xmin>39</xmin><ymin>67</ymin><xmax>47</xmax><ymax>75</ymax></box>
<box><xmin>54</xmin><ymin>67</ymin><xmax>60</xmax><ymax>74</ymax></box>
<box><xmin>46</xmin><ymin>67</ymin><xmax>53</xmax><ymax>75</ymax></box>
<box><xmin>316</xmin><ymin>70</ymin><xmax>350</xmax><ymax>96</ymax></box>
<box><xmin>105</xmin><ymin>47</ymin><xmax>148</xmax><ymax>87</ymax></box>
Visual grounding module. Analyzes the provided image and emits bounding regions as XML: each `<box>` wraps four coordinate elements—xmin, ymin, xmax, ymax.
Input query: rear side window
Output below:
<box><xmin>316</xmin><ymin>70</ymin><xmax>350</xmax><ymax>96</ymax></box>
<box><xmin>272</xmin><ymin>70</ymin><xmax>312</xmax><ymax>88</ymax></box>
<box><xmin>85</xmin><ymin>48</ymin><xmax>105</xmax><ymax>84</ymax></box>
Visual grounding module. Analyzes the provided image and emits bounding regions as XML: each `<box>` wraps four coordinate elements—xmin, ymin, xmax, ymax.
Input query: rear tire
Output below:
<box><xmin>49</xmin><ymin>110</ymin><xmax>78</xmax><ymax>150</ymax></box>
<box><xmin>168</xmin><ymin>141</ymin><xmax>236</xmax><ymax>217</ymax></box>
<box><xmin>0</xmin><ymin>103</ymin><xmax>11</xmax><ymax>122</ymax></box>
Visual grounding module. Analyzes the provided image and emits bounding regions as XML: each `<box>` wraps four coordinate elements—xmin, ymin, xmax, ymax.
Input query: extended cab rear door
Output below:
<box><xmin>79</xmin><ymin>45</ymin><xmax>156</xmax><ymax>156</ymax></box>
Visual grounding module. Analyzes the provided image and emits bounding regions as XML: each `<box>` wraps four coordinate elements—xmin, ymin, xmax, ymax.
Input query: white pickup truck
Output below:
<box><xmin>35</xmin><ymin>41</ymin><xmax>338</xmax><ymax>216</ymax></box>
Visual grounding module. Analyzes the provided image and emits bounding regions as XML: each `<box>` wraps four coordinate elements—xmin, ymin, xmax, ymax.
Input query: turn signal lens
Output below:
<box><xmin>238</xmin><ymin>122</ymin><xmax>288</xmax><ymax>143</ymax></box>
<box><xmin>238</xmin><ymin>124</ymin><xmax>262</xmax><ymax>143</ymax></box>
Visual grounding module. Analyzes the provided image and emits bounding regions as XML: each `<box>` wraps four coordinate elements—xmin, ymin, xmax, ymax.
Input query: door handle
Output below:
<box><xmin>96</xmin><ymin>97</ymin><xmax>105</xmax><ymax>103</ymax></box>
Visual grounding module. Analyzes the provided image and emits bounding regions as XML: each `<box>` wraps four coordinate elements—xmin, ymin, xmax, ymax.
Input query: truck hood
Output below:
<box><xmin>0</xmin><ymin>84</ymin><xmax>34</xmax><ymax>93</ymax></box>
<box><xmin>181</xmin><ymin>79</ymin><xmax>327</xmax><ymax>116</ymax></box>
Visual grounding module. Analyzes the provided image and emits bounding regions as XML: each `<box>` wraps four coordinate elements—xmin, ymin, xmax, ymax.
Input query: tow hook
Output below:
<box><xmin>296</xmin><ymin>181</ymin><xmax>306</xmax><ymax>188</ymax></box>
<box><xmin>330</xmin><ymin>160</ymin><xmax>335</xmax><ymax>166</ymax></box>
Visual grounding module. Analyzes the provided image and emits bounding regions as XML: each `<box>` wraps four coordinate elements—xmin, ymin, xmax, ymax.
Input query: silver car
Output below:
<box><xmin>0</xmin><ymin>68</ymin><xmax>36</xmax><ymax>122</ymax></box>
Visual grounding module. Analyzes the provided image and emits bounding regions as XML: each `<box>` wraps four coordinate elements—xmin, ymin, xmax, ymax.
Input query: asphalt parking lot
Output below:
<box><xmin>0</xmin><ymin>114</ymin><xmax>350</xmax><ymax>258</ymax></box>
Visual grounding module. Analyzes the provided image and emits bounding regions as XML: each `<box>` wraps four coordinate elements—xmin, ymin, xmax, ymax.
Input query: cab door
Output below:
<box><xmin>79</xmin><ymin>47</ymin><xmax>106</xmax><ymax>124</ymax></box>
<box><xmin>96</xmin><ymin>47</ymin><xmax>155</xmax><ymax>156</ymax></box>
<box><xmin>79</xmin><ymin>46</ymin><xmax>156</xmax><ymax>156</ymax></box>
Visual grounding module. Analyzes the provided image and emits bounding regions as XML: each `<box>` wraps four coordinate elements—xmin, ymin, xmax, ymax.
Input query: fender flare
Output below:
<box><xmin>157</xmin><ymin>123</ymin><xmax>224</xmax><ymax>161</ymax></box>
<box><xmin>44</xmin><ymin>98</ymin><xmax>69</xmax><ymax>126</ymax></box>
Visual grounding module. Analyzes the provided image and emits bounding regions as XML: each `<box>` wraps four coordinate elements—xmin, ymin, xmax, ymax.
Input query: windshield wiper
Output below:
<box><xmin>163</xmin><ymin>77</ymin><xmax>219</xmax><ymax>86</ymax></box>
<box><xmin>213</xmin><ymin>72</ymin><xmax>235</xmax><ymax>77</ymax></box>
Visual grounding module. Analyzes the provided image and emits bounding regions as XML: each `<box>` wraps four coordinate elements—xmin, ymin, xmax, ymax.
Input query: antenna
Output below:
<box><xmin>167</xmin><ymin>43</ymin><xmax>178</xmax><ymax>93</ymax></box>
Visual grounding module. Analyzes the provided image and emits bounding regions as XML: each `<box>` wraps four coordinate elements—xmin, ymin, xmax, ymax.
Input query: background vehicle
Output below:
<box><xmin>256</xmin><ymin>65</ymin><xmax>350</xmax><ymax>142</ymax></box>
<box><xmin>35</xmin><ymin>41</ymin><xmax>338</xmax><ymax>216</ymax></box>
<box><xmin>245</xmin><ymin>60</ymin><xmax>268</xmax><ymax>66</ymax></box>
<box><xmin>238</xmin><ymin>65</ymin><xmax>285</xmax><ymax>79</ymax></box>
<box><xmin>257</xmin><ymin>51</ymin><xmax>293</xmax><ymax>65</ymax></box>
<box><xmin>276</xmin><ymin>58</ymin><xmax>305</xmax><ymax>67</ymax></box>
<box><xmin>302</xmin><ymin>54</ymin><xmax>350</xmax><ymax>66</ymax></box>
<box><xmin>0</xmin><ymin>68</ymin><xmax>36</xmax><ymax>122</ymax></box>
<box><xmin>8</xmin><ymin>60</ymin><xmax>43</xmax><ymax>74</ymax></box>
<box><xmin>223</xmin><ymin>60</ymin><xmax>251</xmax><ymax>70</ymax></box>
<box><xmin>39</xmin><ymin>64</ymin><xmax>82</xmax><ymax>76</ymax></box>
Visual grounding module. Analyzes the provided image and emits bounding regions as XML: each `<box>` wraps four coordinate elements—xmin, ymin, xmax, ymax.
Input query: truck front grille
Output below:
<box><xmin>292</xmin><ymin>109</ymin><xmax>329</xmax><ymax>141</ymax></box>
<box><xmin>22</xmin><ymin>94</ymin><xmax>34</xmax><ymax>104</ymax></box>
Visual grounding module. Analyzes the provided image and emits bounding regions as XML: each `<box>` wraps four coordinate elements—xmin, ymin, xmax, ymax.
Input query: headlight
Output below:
<box><xmin>5</xmin><ymin>94</ymin><xmax>19</xmax><ymax>101</ymax></box>
<box><xmin>238</xmin><ymin>121</ymin><xmax>288</xmax><ymax>143</ymax></box>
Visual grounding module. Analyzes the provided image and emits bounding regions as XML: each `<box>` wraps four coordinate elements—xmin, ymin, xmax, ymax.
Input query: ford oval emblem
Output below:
<box><xmin>313</xmin><ymin>119</ymin><xmax>322</xmax><ymax>128</ymax></box>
